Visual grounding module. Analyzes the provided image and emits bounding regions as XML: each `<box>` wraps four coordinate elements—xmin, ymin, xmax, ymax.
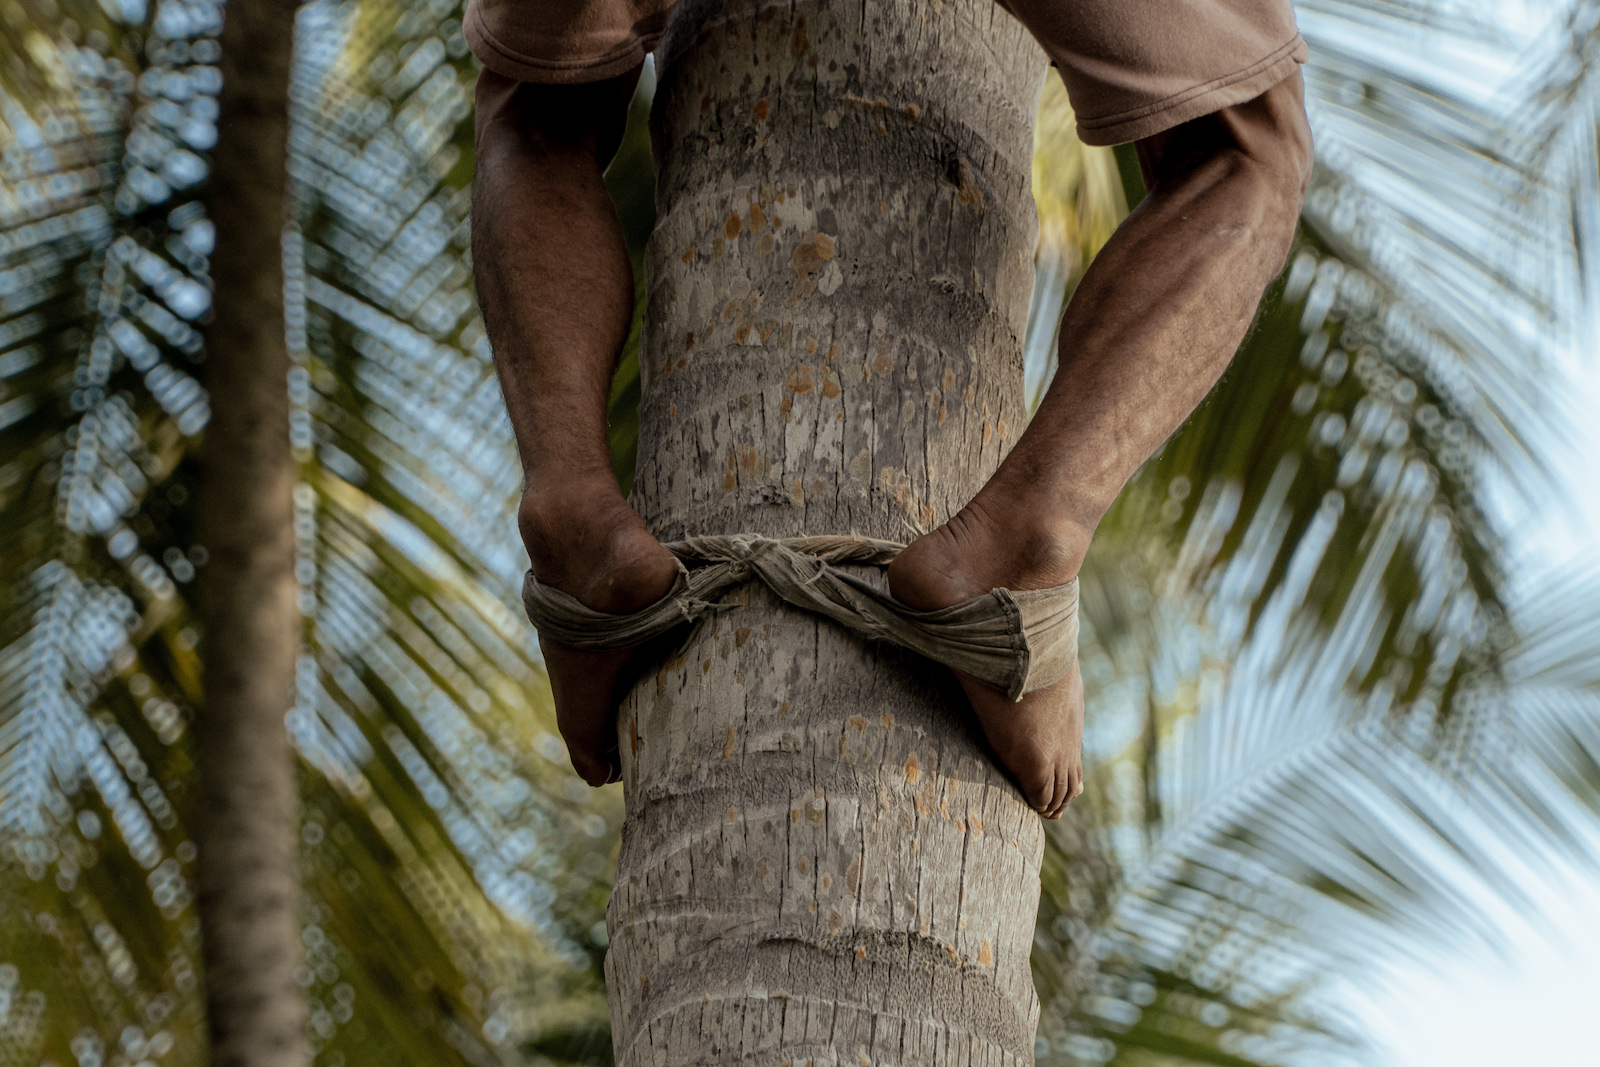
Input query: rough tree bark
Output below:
<box><xmin>194</xmin><ymin>0</ymin><xmax>307</xmax><ymax>1062</ymax></box>
<box><xmin>611</xmin><ymin>1</ymin><xmax>1050</xmax><ymax>1062</ymax></box>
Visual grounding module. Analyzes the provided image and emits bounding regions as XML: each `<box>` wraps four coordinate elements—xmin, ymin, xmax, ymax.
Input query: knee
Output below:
<box><xmin>475</xmin><ymin>65</ymin><xmax>641</xmax><ymax>168</ymax></box>
<box><xmin>1249</xmin><ymin>70</ymin><xmax>1315</xmax><ymax>207</ymax></box>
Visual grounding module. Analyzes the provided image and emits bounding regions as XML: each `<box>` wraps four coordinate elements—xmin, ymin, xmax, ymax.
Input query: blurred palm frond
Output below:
<box><xmin>1</xmin><ymin>0</ymin><xmax>624</xmax><ymax>1062</ymax></box>
<box><xmin>1023</xmin><ymin>5</ymin><xmax>1600</xmax><ymax>1063</ymax></box>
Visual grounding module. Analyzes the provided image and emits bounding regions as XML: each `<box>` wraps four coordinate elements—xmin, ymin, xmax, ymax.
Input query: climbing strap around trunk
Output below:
<box><xmin>520</xmin><ymin>534</ymin><xmax>1078</xmax><ymax>702</ymax></box>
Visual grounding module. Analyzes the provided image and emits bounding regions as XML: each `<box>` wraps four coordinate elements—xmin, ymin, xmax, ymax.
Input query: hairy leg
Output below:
<box><xmin>473</xmin><ymin>67</ymin><xmax>680</xmax><ymax>785</ymax></box>
<box><xmin>890</xmin><ymin>73</ymin><xmax>1314</xmax><ymax>817</ymax></box>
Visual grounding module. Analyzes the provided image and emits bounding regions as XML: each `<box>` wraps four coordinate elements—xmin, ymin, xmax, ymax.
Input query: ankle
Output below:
<box><xmin>518</xmin><ymin>478</ymin><xmax>630</xmax><ymax>572</ymax></box>
<box><xmin>962</xmin><ymin>488</ymin><xmax>1096</xmax><ymax>583</ymax></box>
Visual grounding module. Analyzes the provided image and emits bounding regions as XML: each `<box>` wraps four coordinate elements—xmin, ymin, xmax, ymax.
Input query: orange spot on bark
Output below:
<box><xmin>849</xmin><ymin>715</ymin><xmax>867</xmax><ymax>730</ymax></box>
<box><xmin>904</xmin><ymin>752</ymin><xmax>920</xmax><ymax>783</ymax></box>
<box><xmin>978</xmin><ymin>938</ymin><xmax>993</xmax><ymax>966</ymax></box>
<box><xmin>682</xmin><ymin>243</ymin><xmax>693</xmax><ymax>263</ymax></box>
<box><xmin>906</xmin><ymin>103</ymin><xmax>921</xmax><ymax>120</ymax></box>
<box><xmin>955</xmin><ymin>159</ymin><xmax>986</xmax><ymax>214</ymax></box>
<box><xmin>821</xmin><ymin>372</ymin><xmax>841</xmax><ymax>399</ymax></box>
<box><xmin>749</xmin><ymin>202</ymin><xmax>766</xmax><ymax>232</ymax></box>
<box><xmin>854</xmin><ymin>945</ymin><xmax>867</xmax><ymax>960</ymax></box>
<box><xmin>791</xmin><ymin>19</ymin><xmax>809</xmax><ymax>53</ymax></box>
<box><xmin>736</xmin><ymin>627</ymin><xmax>752</xmax><ymax>648</ymax></box>
<box><xmin>702</xmin><ymin>659</ymin><xmax>711</xmax><ymax>674</ymax></box>
<box><xmin>722</xmin><ymin>727</ymin><xmax>737</xmax><ymax>759</ymax></box>
<box><xmin>757</xmin><ymin>860</ymin><xmax>769</xmax><ymax>877</ymax></box>
<box><xmin>786</xmin><ymin>364</ymin><xmax>814</xmax><ymax>393</ymax></box>
<box><xmin>724</xmin><ymin>212</ymin><xmax>742</xmax><ymax>239</ymax></box>
<box><xmin>753</xmin><ymin>98</ymin><xmax>770</xmax><ymax>122</ymax></box>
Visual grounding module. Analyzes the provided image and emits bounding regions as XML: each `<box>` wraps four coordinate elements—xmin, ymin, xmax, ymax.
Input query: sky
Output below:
<box><xmin>1350</xmin><ymin>826</ymin><xmax>1600</xmax><ymax>1067</ymax></box>
<box><xmin>1351</xmin><ymin>156</ymin><xmax>1600</xmax><ymax>1067</ymax></box>
<box><xmin>1309</xmin><ymin>0</ymin><xmax>1600</xmax><ymax>1057</ymax></box>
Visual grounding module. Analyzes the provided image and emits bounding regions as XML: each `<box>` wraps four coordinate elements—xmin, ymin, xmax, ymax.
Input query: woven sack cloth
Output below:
<box><xmin>520</xmin><ymin>533</ymin><xmax>1078</xmax><ymax>702</ymax></box>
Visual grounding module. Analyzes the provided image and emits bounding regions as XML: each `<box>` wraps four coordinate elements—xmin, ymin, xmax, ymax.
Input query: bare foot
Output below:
<box><xmin>520</xmin><ymin>484</ymin><xmax>681</xmax><ymax>786</ymax></box>
<box><xmin>886</xmin><ymin>499</ymin><xmax>1092</xmax><ymax>818</ymax></box>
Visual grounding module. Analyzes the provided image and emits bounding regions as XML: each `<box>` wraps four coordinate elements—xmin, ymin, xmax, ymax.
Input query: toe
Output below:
<box><xmin>1025</xmin><ymin>767</ymin><xmax>1056</xmax><ymax>815</ymax></box>
<box><xmin>1047</xmin><ymin>775</ymin><xmax>1069</xmax><ymax>820</ymax></box>
<box><xmin>571</xmin><ymin>750</ymin><xmax>614</xmax><ymax>787</ymax></box>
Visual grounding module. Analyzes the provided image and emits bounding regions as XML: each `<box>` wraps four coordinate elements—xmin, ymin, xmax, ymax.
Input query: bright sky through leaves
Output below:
<box><xmin>1350</xmin><ymin>0</ymin><xmax>1600</xmax><ymax>1051</ymax></box>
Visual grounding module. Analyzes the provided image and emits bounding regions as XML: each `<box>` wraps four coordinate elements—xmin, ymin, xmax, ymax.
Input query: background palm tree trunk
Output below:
<box><xmin>611</xmin><ymin>1</ymin><xmax>1050</xmax><ymax>1061</ymax></box>
<box><xmin>195</xmin><ymin>0</ymin><xmax>307</xmax><ymax>1062</ymax></box>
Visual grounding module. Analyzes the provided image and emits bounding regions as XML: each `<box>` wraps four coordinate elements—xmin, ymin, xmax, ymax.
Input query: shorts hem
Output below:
<box><xmin>1075</xmin><ymin>34</ymin><xmax>1308</xmax><ymax>146</ymax></box>
<box><xmin>464</xmin><ymin>1</ymin><xmax>664</xmax><ymax>84</ymax></box>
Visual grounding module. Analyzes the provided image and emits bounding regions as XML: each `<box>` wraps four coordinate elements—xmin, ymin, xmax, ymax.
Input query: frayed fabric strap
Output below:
<box><xmin>519</xmin><ymin>534</ymin><xmax>1079</xmax><ymax>702</ymax></box>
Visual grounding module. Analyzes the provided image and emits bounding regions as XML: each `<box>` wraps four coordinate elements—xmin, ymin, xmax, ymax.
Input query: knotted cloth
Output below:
<box><xmin>520</xmin><ymin>534</ymin><xmax>1079</xmax><ymax>702</ymax></box>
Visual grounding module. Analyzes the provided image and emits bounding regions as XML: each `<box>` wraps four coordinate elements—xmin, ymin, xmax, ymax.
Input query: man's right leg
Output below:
<box><xmin>472</xmin><ymin>68</ymin><xmax>681</xmax><ymax>785</ymax></box>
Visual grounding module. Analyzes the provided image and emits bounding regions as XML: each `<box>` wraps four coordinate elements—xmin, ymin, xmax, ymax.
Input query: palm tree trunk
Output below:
<box><xmin>194</xmin><ymin>0</ymin><xmax>307</xmax><ymax>1062</ymax></box>
<box><xmin>611</xmin><ymin>1</ymin><xmax>1049</xmax><ymax>1062</ymax></box>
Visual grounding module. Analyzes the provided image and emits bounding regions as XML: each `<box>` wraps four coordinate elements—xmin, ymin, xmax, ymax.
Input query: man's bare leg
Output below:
<box><xmin>473</xmin><ymin>68</ymin><xmax>680</xmax><ymax>786</ymax></box>
<box><xmin>889</xmin><ymin>74</ymin><xmax>1314</xmax><ymax>818</ymax></box>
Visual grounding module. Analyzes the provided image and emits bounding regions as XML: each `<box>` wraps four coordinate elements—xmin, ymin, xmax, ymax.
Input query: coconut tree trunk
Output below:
<box><xmin>194</xmin><ymin>0</ymin><xmax>307</xmax><ymax>1063</ymax></box>
<box><xmin>612</xmin><ymin>1</ymin><xmax>1049</xmax><ymax>1062</ymax></box>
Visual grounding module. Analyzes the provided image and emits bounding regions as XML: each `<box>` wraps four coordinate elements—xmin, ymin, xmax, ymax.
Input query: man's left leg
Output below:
<box><xmin>889</xmin><ymin>74</ymin><xmax>1314</xmax><ymax>818</ymax></box>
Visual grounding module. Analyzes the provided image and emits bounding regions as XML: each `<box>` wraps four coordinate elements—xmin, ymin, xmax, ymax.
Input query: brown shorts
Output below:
<box><xmin>464</xmin><ymin>0</ymin><xmax>1306</xmax><ymax>145</ymax></box>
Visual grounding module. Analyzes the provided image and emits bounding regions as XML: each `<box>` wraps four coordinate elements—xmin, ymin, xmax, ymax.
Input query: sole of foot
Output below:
<box><xmin>521</xmin><ymin>490</ymin><xmax>681</xmax><ymax>786</ymax></box>
<box><xmin>887</xmin><ymin>503</ymin><xmax>1088</xmax><ymax>818</ymax></box>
